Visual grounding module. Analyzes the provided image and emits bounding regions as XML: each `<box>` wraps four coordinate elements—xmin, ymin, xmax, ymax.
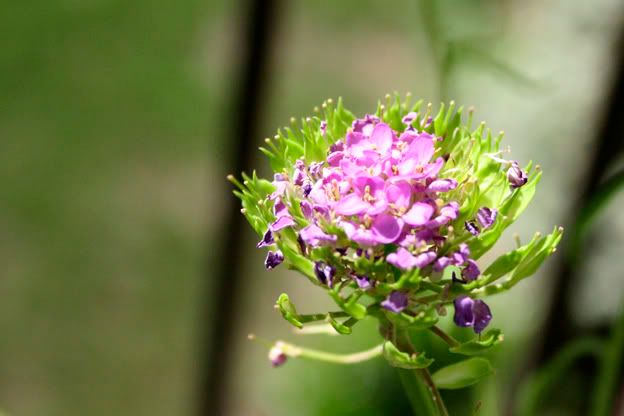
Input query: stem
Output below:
<box><xmin>396</xmin><ymin>331</ymin><xmax>449</xmax><ymax>416</ymax></box>
<box><xmin>278</xmin><ymin>341</ymin><xmax>383</xmax><ymax>364</ymax></box>
<box><xmin>429</xmin><ymin>325</ymin><xmax>460</xmax><ymax>348</ymax></box>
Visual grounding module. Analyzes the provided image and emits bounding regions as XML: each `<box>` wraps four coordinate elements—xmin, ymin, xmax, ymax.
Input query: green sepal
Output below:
<box><xmin>449</xmin><ymin>329</ymin><xmax>504</xmax><ymax>356</ymax></box>
<box><xmin>382</xmin><ymin>341</ymin><xmax>434</xmax><ymax>369</ymax></box>
<box><xmin>328</xmin><ymin>290</ymin><xmax>367</xmax><ymax>320</ymax></box>
<box><xmin>431</xmin><ymin>357</ymin><xmax>494</xmax><ymax>389</ymax></box>
<box><xmin>327</xmin><ymin>314</ymin><xmax>353</xmax><ymax>335</ymax></box>
<box><xmin>275</xmin><ymin>293</ymin><xmax>303</xmax><ymax>329</ymax></box>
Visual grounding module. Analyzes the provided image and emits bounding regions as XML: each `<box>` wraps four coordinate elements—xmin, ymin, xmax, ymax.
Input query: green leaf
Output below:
<box><xmin>328</xmin><ymin>290</ymin><xmax>367</xmax><ymax>320</ymax></box>
<box><xmin>275</xmin><ymin>293</ymin><xmax>303</xmax><ymax>329</ymax></box>
<box><xmin>431</xmin><ymin>357</ymin><xmax>494</xmax><ymax>389</ymax></box>
<box><xmin>449</xmin><ymin>329</ymin><xmax>504</xmax><ymax>356</ymax></box>
<box><xmin>383</xmin><ymin>341</ymin><xmax>434</xmax><ymax>369</ymax></box>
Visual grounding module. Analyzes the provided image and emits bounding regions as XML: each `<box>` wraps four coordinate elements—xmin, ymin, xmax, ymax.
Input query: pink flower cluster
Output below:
<box><xmin>265</xmin><ymin>113</ymin><xmax>480</xmax><ymax>272</ymax></box>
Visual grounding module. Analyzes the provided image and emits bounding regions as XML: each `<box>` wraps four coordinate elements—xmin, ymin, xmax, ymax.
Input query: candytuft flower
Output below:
<box><xmin>231</xmin><ymin>95</ymin><xmax>562</xmax><ymax>390</ymax></box>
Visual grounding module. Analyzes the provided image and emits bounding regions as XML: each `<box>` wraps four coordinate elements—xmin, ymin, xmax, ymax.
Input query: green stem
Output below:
<box><xmin>429</xmin><ymin>325</ymin><xmax>460</xmax><ymax>348</ymax></box>
<box><xmin>396</xmin><ymin>331</ymin><xmax>449</xmax><ymax>416</ymax></box>
<box><xmin>277</xmin><ymin>341</ymin><xmax>383</xmax><ymax>365</ymax></box>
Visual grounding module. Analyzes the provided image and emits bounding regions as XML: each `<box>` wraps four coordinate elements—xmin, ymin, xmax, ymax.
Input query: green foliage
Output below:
<box><xmin>431</xmin><ymin>357</ymin><xmax>494</xmax><ymax>389</ymax></box>
<box><xmin>383</xmin><ymin>341</ymin><xmax>434</xmax><ymax>369</ymax></box>
<box><xmin>449</xmin><ymin>329</ymin><xmax>503</xmax><ymax>356</ymax></box>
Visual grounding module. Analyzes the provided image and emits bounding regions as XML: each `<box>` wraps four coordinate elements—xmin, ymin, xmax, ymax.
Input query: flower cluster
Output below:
<box><xmin>231</xmin><ymin>95</ymin><xmax>562</xmax><ymax>371</ymax></box>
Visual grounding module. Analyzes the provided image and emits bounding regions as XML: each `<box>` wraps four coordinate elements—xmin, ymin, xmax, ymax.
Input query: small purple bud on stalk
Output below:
<box><xmin>453</xmin><ymin>296</ymin><xmax>492</xmax><ymax>334</ymax></box>
<box><xmin>476</xmin><ymin>207</ymin><xmax>498</xmax><ymax>229</ymax></box>
<box><xmin>381</xmin><ymin>291</ymin><xmax>409</xmax><ymax>313</ymax></box>
<box><xmin>264</xmin><ymin>250</ymin><xmax>284</xmax><ymax>270</ymax></box>
<box><xmin>507</xmin><ymin>161</ymin><xmax>528</xmax><ymax>188</ymax></box>
<box><xmin>320</xmin><ymin>120</ymin><xmax>327</xmax><ymax>136</ymax></box>
<box><xmin>268</xmin><ymin>343</ymin><xmax>287</xmax><ymax>367</ymax></box>
<box><xmin>256</xmin><ymin>229</ymin><xmax>274</xmax><ymax>248</ymax></box>
<box><xmin>465</xmin><ymin>221</ymin><xmax>480</xmax><ymax>236</ymax></box>
<box><xmin>314</xmin><ymin>261</ymin><xmax>336</xmax><ymax>287</ymax></box>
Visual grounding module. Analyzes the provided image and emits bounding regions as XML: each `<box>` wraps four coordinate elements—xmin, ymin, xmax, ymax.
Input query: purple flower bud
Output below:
<box><xmin>352</xmin><ymin>273</ymin><xmax>372</xmax><ymax>290</ymax></box>
<box><xmin>308</xmin><ymin>162</ymin><xmax>323</xmax><ymax>178</ymax></box>
<box><xmin>427</xmin><ymin>178</ymin><xmax>458</xmax><ymax>193</ymax></box>
<box><xmin>507</xmin><ymin>161</ymin><xmax>528</xmax><ymax>188</ymax></box>
<box><xmin>476</xmin><ymin>207</ymin><xmax>497</xmax><ymax>229</ymax></box>
<box><xmin>302</xmin><ymin>180</ymin><xmax>312</xmax><ymax>197</ymax></box>
<box><xmin>453</xmin><ymin>296</ymin><xmax>492</xmax><ymax>334</ymax></box>
<box><xmin>256</xmin><ymin>229</ymin><xmax>274</xmax><ymax>248</ymax></box>
<box><xmin>268</xmin><ymin>343</ymin><xmax>287</xmax><ymax>367</ymax></box>
<box><xmin>274</xmin><ymin>173</ymin><xmax>287</xmax><ymax>182</ymax></box>
<box><xmin>329</xmin><ymin>140</ymin><xmax>344</xmax><ymax>153</ymax></box>
<box><xmin>300</xmin><ymin>200</ymin><xmax>313</xmax><ymax>219</ymax></box>
<box><xmin>293</xmin><ymin>168</ymin><xmax>306</xmax><ymax>186</ymax></box>
<box><xmin>314</xmin><ymin>261</ymin><xmax>336</xmax><ymax>287</ymax></box>
<box><xmin>320</xmin><ymin>120</ymin><xmax>327</xmax><ymax>136</ymax></box>
<box><xmin>462</xmin><ymin>259</ymin><xmax>480</xmax><ymax>281</ymax></box>
<box><xmin>465</xmin><ymin>221</ymin><xmax>480</xmax><ymax>236</ymax></box>
<box><xmin>402</xmin><ymin>111</ymin><xmax>418</xmax><ymax>126</ymax></box>
<box><xmin>381</xmin><ymin>291</ymin><xmax>409</xmax><ymax>313</ymax></box>
<box><xmin>264</xmin><ymin>250</ymin><xmax>284</xmax><ymax>270</ymax></box>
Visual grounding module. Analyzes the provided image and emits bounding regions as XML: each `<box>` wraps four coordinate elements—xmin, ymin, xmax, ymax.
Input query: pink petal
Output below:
<box><xmin>334</xmin><ymin>193</ymin><xmax>368</xmax><ymax>216</ymax></box>
<box><xmin>385</xmin><ymin>181</ymin><xmax>412</xmax><ymax>209</ymax></box>
<box><xmin>371</xmin><ymin>214</ymin><xmax>403</xmax><ymax>243</ymax></box>
<box><xmin>403</xmin><ymin>202</ymin><xmax>435</xmax><ymax>226</ymax></box>
<box><xmin>370</xmin><ymin>123</ymin><xmax>393</xmax><ymax>154</ymax></box>
<box><xmin>404</xmin><ymin>134</ymin><xmax>435</xmax><ymax>164</ymax></box>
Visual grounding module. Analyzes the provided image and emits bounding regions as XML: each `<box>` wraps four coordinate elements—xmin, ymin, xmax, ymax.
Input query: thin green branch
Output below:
<box><xmin>276</xmin><ymin>341</ymin><xmax>383</xmax><ymax>365</ymax></box>
<box><xmin>429</xmin><ymin>325</ymin><xmax>460</xmax><ymax>348</ymax></box>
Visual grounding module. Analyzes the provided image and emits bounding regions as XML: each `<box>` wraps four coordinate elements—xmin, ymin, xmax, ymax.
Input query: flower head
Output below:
<box><xmin>232</xmin><ymin>95</ymin><xmax>561</xmax><ymax>370</ymax></box>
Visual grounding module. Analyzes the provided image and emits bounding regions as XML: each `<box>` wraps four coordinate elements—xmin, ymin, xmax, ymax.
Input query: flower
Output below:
<box><xmin>507</xmin><ymin>161</ymin><xmax>528</xmax><ymax>188</ymax></box>
<box><xmin>382</xmin><ymin>291</ymin><xmax>409</xmax><ymax>313</ymax></box>
<box><xmin>265</xmin><ymin>250</ymin><xmax>284</xmax><ymax>270</ymax></box>
<box><xmin>453</xmin><ymin>296</ymin><xmax>492</xmax><ymax>334</ymax></box>
<box><xmin>268</xmin><ymin>342</ymin><xmax>288</xmax><ymax>367</ymax></box>
<box><xmin>232</xmin><ymin>96</ymin><xmax>561</xmax><ymax>375</ymax></box>
<box><xmin>477</xmin><ymin>207</ymin><xmax>497</xmax><ymax>229</ymax></box>
<box><xmin>314</xmin><ymin>261</ymin><xmax>336</xmax><ymax>287</ymax></box>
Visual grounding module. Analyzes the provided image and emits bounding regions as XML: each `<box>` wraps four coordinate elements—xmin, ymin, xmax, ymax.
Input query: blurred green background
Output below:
<box><xmin>1</xmin><ymin>0</ymin><xmax>623</xmax><ymax>415</ymax></box>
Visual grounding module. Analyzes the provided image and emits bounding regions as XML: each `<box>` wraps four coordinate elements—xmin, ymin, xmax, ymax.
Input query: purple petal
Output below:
<box><xmin>270</xmin><ymin>215</ymin><xmax>295</xmax><ymax>232</ymax></box>
<box><xmin>403</xmin><ymin>202</ymin><xmax>435</xmax><ymax>226</ymax></box>
<box><xmin>352</xmin><ymin>274</ymin><xmax>373</xmax><ymax>290</ymax></box>
<box><xmin>299</xmin><ymin>224</ymin><xmax>337</xmax><ymax>247</ymax></box>
<box><xmin>256</xmin><ymin>229</ymin><xmax>274</xmax><ymax>248</ymax></box>
<box><xmin>472</xmin><ymin>300</ymin><xmax>492</xmax><ymax>334</ymax></box>
<box><xmin>427</xmin><ymin>178</ymin><xmax>458</xmax><ymax>193</ymax></box>
<box><xmin>507</xmin><ymin>161</ymin><xmax>528</xmax><ymax>188</ymax></box>
<box><xmin>264</xmin><ymin>250</ymin><xmax>284</xmax><ymax>270</ymax></box>
<box><xmin>433</xmin><ymin>256</ymin><xmax>452</xmax><ymax>272</ymax></box>
<box><xmin>381</xmin><ymin>291</ymin><xmax>409</xmax><ymax>313</ymax></box>
<box><xmin>462</xmin><ymin>259</ymin><xmax>480</xmax><ymax>281</ymax></box>
<box><xmin>402</xmin><ymin>112</ymin><xmax>418</xmax><ymax>125</ymax></box>
<box><xmin>453</xmin><ymin>296</ymin><xmax>475</xmax><ymax>327</ymax></box>
<box><xmin>465</xmin><ymin>221</ymin><xmax>480</xmax><ymax>236</ymax></box>
<box><xmin>300</xmin><ymin>200</ymin><xmax>314</xmax><ymax>219</ymax></box>
<box><xmin>387</xmin><ymin>247</ymin><xmax>417</xmax><ymax>270</ymax></box>
<box><xmin>476</xmin><ymin>207</ymin><xmax>497</xmax><ymax>229</ymax></box>
<box><xmin>269</xmin><ymin>344</ymin><xmax>287</xmax><ymax>367</ymax></box>
<box><xmin>314</xmin><ymin>261</ymin><xmax>336</xmax><ymax>287</ymax></box>
<box><xmin>320</xmin><ymin>120</ymin><xmax>327</xmax><ymax>136</ymax></box>
<box><xmin>371</xmin><ymin>214</ymin><xmax>403</xmax><ymax>244</ymax></box>
<box><xmin>326</xmin><ymin>151</ymin><xmax>344</xmax><ymax>166</ymax></box>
